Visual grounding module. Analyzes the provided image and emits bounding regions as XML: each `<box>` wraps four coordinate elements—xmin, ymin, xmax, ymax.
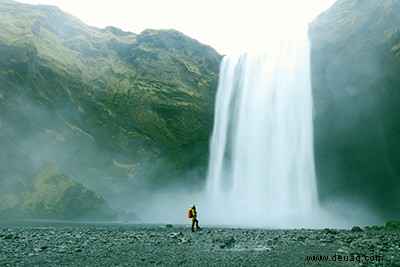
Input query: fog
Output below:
<box><xmin>0</xmin><ymin>92</ymin><xmax>209</xmax><ymax>223</ymax></box>
<box><xmin>2</xmin><ymin>92</ymin><xmax>390</xmax><ymax>229</ymax></box>
<box><xmin>309</xmin><ymin>0</ymin><xmax>400</xmax><ymax>223</ymax></box>
<box><xmin>0</xmin><ymin>92</ymin><xmax>390</xmax><ymax>228</ymax></box>
<box><xmin>103</xmin><ymin>186</ymin><xmax>383</xmax><ymax>229</ymax></box>
<box><xmin>2</xmin><ymin>0</ymin><xmax>399</xmax><ymax>229</ymax></box>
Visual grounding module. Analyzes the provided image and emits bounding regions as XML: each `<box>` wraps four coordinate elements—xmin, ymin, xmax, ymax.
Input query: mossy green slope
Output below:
<box><xmin>0</xmin><ymin>0</ymin><xmax>221</xmax><ymax>218</ymax></box>
<box><xmin>0</xmin><ymin>165</ymin><xmax>117</xmax><ymax>220</ymax></box>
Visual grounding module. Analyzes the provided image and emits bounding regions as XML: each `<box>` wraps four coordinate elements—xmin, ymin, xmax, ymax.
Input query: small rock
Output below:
<box><xmin>351</xmin><ymin>226</ymin><xmax>363</xmax><ymax>232</ymax></box>
<box><xmin>324</xmin><ymin>228</ymin><xmax>339</xmax><ymax>235</ymax></box>
<box><xmin>218</xmin><ymin>236</ymin><xmax>235</xmax><ymax>249</ymax></box>
<box><xmin>169</xmin><ymin>232</ymin><xmax>183</xmax><ymax>239</ymax></box>
<box><xmin>385</xmin><ymin>220</ymin><xmax>400</xmax><ymax>230</ymax></box>
<box><xmin>179</xmin><ymin>238</ymin><xmax>190</xmax><ymax>244</ymax></box>
<box><xmin>337</xmin><ymin>248</ymin><xmax>349</xmax><ymax>254</ymax></box>
<box><xmin>371</xmin><ymin>225</ymin><xmax>383</xmax><ymax>230</ymax></box>
<box><xmin>297</xmin><ymin>236</ymin><xmax>306</xmax><ymax>241</ymax></box>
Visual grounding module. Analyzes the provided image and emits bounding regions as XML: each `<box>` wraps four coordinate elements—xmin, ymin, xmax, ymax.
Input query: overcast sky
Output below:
<box><xmin>17</xmin><ymin>0</ymin><xmax>337</xmax><ymax>54</ymax></box>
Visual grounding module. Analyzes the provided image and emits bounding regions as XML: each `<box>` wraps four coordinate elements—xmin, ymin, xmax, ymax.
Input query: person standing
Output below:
<box><xmin>187</xmin><ymin>205</ymin><xmax>201</xmax><ymax>232</ymax></box>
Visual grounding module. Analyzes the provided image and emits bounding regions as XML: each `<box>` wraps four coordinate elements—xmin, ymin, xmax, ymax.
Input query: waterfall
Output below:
<box><xmin>205</xmin><ymin>29</ymin><xmax>319</xmax><ymax>228</ymax></box>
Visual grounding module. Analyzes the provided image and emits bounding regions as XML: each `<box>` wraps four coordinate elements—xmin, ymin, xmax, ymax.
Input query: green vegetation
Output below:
<box><xmin>6</xmin><ymin>0</ymin><xmax>398</xmax><ymax>222</ymax></box>
<box><xmin>0</xmin><ymin>166</ymin><xmax>117</xmax><ymax>220</ymax></box>
<box><xmin>385</xmin><ymin>220</ymin><xmax>400</xmax><ymax>230</ymax></box>
<box><xmin>0</xmin><ymin>0</ymin><xmax>221</xmax><ymax>219</ymax></box>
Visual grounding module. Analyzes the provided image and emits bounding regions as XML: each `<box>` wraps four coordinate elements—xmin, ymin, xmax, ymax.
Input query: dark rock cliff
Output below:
<box><xmin>310</xmin><ymin>0</ymin><xmax>400</xmax><ymax>218</ymax></box>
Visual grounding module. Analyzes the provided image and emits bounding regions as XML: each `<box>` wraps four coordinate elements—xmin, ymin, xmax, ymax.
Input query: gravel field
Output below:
<box><xmin>1</xmin><ymin>223</ymin><xmax>399</xmax><ymax>266</ymax></box>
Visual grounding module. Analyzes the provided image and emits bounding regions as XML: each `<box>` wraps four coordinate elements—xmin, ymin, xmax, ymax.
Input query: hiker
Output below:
<box><xmin>187</xmin><ymin>204</ymin><xmax>200</xmax><ymax>232</ymax></box>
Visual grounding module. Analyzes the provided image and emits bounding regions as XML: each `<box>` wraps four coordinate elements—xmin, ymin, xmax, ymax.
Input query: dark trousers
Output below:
<box><xmin>191</xmin><ymin>219</ymin><xmax>199</xmax><ymax>231</ymax></box>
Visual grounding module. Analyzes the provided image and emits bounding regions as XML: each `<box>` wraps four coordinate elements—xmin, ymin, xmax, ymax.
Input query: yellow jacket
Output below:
<box><xmin>190</xmin><ymin>208</ymin><xmax>197</xmax><ymax>220</ymax></box>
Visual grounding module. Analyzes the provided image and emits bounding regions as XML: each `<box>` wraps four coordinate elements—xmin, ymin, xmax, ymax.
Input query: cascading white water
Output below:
<box><xmin>205</xmin><ymin>28</ymin><xmax>319</xmax><ymax>228</ymax></box>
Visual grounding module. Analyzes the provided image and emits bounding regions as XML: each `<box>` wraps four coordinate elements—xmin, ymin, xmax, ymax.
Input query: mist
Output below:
<box><xmin>0</xmin><ymin>91</ymin><xmax>209</xmax><ymax>222</ymax></box>
<box><xmin>1</xmin><ymin>0</ymin><xmax>399</xmax><ymax>230</ymax></box>
<box><xmin>105</xmin><ymin>184</ymin><xmax>383</xmax><ymax>229</ymax></box>
<box><xmin>309</xmin><ymin>0</ymin><xmax>400</xmax><ymax>222</ymax></box>
<box><xmin>0</xmin><ymin>84</ymin><xmax>393</xmax><ymax>228</ymax></box>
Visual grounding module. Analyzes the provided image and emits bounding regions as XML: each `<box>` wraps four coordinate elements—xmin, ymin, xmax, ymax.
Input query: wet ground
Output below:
<box><xmin>1</xmin><ymin>223</ymin><xmax>399</xmax><ymax>266</ymax></box>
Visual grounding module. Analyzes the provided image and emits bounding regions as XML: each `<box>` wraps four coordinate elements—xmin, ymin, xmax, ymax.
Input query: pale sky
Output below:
<box><xmin>16</xmin><ymin>0</ymin><xmax>337</xmax><ymax>54</ymax></box>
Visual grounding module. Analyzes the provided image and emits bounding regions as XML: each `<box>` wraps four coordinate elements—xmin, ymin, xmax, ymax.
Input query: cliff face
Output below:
<box><xmin>0</xmin><ymin>0</ymin><xmax>221</xmax><ymax>219</ymax></box>
<box><xmin>310</xmin><ymin>0</ymin><xmax>400</xmax><ymax>218</ymax></box>
<box><xmin>3</xmin><ymin>0</ymin><xmax>399</xmax><ymax>222</ymax></box>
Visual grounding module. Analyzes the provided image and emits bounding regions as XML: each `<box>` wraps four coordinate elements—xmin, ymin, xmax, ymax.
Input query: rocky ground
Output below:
<box><xmin>0</xmin><ymin>223</ymin><xmax>399</xmax><ymax>267</ymax></box>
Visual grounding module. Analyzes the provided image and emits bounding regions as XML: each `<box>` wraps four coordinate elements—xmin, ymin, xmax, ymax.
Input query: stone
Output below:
<box><xmin>351</xmin><ymin>226</ymin><xmax>363</xmax><ymax>232</ymax></box>
<box><xmin>385</xmin><ymin>220</ymin><xmax>400</xmax><ymax>230</ymax></box>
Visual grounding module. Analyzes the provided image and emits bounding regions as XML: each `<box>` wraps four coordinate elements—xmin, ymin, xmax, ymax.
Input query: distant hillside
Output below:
<box><xmin>310</xmin><ymin>0</ymin><xmax>400</xmax><ymax>219</ymax></box>
<box><xmin>0</xmin><ymin>0</ymin><xmax>222</xmax><ymax>219</ymax></box>
<box><xmin>0</xmin><ymin>166</ymin><xmax>117</xmax><ymax>220</ymax></box>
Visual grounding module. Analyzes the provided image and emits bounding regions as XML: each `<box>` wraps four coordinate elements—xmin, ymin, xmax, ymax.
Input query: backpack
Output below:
<box><xmin>187</xmin><ymin>209</ymin><xmax>193</xmax><ymax>218</ymax></box>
